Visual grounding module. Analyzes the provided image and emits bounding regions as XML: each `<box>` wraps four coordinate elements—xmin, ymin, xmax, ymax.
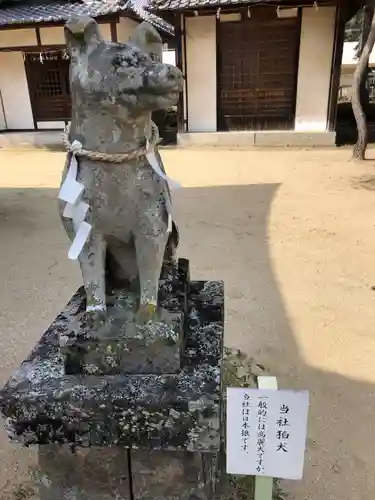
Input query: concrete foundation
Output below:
<box><xmin>177</xmin><ymin>131</ymin><xmax>336</xmax><ymax>148</ymax></box>
<box><xmin>0</xmin><ymin>130</ymin><xmax>337</xmax><ymax>151</ymax></box>
<box><xmin>0</xmin><ymin>130</ymin><xmax>64</xmax><ymax>150</ymax></box>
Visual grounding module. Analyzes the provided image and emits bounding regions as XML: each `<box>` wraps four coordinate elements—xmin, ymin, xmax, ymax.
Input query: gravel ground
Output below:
<box><xmin>1</xmin><ymin>147</ymin><xmax>375</xmax><ymax>499</ymax></box>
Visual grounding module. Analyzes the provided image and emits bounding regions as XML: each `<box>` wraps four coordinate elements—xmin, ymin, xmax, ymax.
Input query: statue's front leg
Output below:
<box><xmin>134</xmin><ymin>229</ymin><xmax>169</xmax><ymax>324</ymax></box>
<box><xmin>79</xmin><ymin>231</ymin><xmax>107</xmax><ymax>327</ymax></box>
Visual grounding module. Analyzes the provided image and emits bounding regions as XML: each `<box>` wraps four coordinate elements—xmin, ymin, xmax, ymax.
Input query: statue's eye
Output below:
<box><xmin>113</xmin><ymin>55</ymin><xmax>126</xmax><ymax>69</ymax></box>
<box><xmin>149</xmin><ymin>52</ymin><xmax>159</xmax><ymax>62</ymax></box>
<box><xmin>113</xmin><ymin>51</ymin><xmax>142</xmax><ymax>69</ymax></box>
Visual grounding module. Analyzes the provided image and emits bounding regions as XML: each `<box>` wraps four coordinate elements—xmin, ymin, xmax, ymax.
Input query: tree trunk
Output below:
<box><xmin>360</xmin><ymin>5</ymin><xmax>373</xmax><ymax>52</ymax></box>
<box><xmin>360</xmin><ymin>6</ymin><xmax>373</xmax><ymax>114</ymax></box>
<box><xmin>352</xmin><ymin>6</ymin><xmax>375</xmax><ymax>160</ymax></box>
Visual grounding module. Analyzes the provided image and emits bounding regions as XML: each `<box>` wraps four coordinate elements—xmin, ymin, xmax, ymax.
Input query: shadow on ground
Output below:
<box><xmin>0</xmin><ymin>183</ymin><xmax>374</xmax><ymax>500</ymax></box>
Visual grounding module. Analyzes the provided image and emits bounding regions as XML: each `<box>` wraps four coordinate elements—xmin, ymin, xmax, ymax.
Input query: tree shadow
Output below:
<box><xmin>0</xmin><ymin>183</ymin><xmax>374</xmax><ymax>499</ymax></box>
<box><xmin>351</xmin><ymin>173</ymin><xmax>375</xmax><ymax>190</ymax></box>
<box><xmin>174</xmin><ymin>183</ymin><xmax>375</xmax><ymax>500</ymax></box>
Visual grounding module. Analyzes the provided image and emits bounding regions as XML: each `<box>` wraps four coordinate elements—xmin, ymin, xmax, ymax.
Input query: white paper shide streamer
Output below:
<box><xmin>58</xmin><ymin>141</ymin><xmax>92</xmax><ymax>260</ymax></box>
<box><xmin>145</xmin><ymin>143</ymin><xmax>180</xmax><ymax>190</ymax></box>
<box><xmin>146</xmin><ymin>141</ymin><xmax>180</xmax><ymax>234</ymax></box>
<box><xmin>59</xmin><ymin>137</ymin><xmax>180</xmax><ymax>260</ymax></box>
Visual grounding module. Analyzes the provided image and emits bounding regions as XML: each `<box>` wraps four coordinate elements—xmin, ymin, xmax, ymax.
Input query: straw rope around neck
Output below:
<box><xmin>62</xmin><ymin>121</ymin><xmax>160</xmax><ymax>163</ymax></box>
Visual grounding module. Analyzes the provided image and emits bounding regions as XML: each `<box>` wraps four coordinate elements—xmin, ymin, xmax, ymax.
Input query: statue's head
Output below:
<box><xmin>64</xmin><ymin>17</ymin><xmax>183</xmax><ymax>118</ymax></box>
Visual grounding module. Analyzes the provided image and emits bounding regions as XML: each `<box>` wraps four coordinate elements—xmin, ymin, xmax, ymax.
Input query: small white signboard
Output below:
<box><xmin>226</xmin><ymin>387</ymin><xmax>309</xmax><ymax>480</ymax></box>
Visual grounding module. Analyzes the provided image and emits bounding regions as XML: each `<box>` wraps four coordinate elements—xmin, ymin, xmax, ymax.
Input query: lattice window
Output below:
<box><xmin>24</xmin><ymin>51</ymin><xmax>72</xmax><ymax>122</ymax></box>
<box><xmin>218</xmin><ymin>11</ymin><xmax>300</xmax><ymax>131</ymax></box>
<box><xmin>36</xmin><ymin>70</ymin><xmax>64</xmax><ymax>98</ymax></box>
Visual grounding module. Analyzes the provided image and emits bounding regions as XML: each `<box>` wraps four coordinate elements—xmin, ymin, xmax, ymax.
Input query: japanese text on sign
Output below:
<box><xmin>226</xmin><ymin>388</ymin><xmax>309</xmax><ymax>480</ymax></box>
<box><xmin>242</xmin><ymin>393</ymin><xmax>251</xmax><ymax>452</ymax></box>
<box><xmin>256</xmin><ymin>397</ymin><xmax>268</xmax><ymax>473</ymax></box>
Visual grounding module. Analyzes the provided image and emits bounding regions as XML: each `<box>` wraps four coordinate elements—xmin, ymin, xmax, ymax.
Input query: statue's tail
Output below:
<box><xmin>164</xmin><ymin>221</ymin><xmax>179</xmax><ymax>265</ymax></box>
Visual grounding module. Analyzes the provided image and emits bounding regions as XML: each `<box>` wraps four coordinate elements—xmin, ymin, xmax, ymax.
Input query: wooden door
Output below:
<box><xmin>217</xmin><ymin>9</ymin><xmax>301</xmax><ymax>131</ymax></box>
<box><xmin>24</xmin><ymin>51</ymin><xmax>71</xmax><ymax>124</ymax></box>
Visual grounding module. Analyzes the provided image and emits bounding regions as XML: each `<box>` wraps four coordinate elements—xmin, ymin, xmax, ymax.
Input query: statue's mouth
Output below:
<box><xmin>156</xmin><ymin>89</ymin><xmax>181</xmax><ymax>105</ymax></box>
<box><xmin>119</xmin><ymin>86</ymin><xmax>181</xmax><ymax>99</ymax></box>
<box><xmin>165</xmin><ymin>89</ymin><xmax>181</xmax><ymax>99</ymax></box>
<box><xmin>141</xmin><ymin>71</ymin><xmax>183</xmax><ymax>96</ymax></box>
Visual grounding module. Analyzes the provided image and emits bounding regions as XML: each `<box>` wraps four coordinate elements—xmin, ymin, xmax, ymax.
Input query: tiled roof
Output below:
<box><xmin>151</xmin><ymin>0</ymin><xmax>279</xmax><ymax>11</ymax></box>
<box><xmin>0</xmin><ymin>0</ymin><xmax>174</xmax><ymax>33</ymax></box>
<box><xmin>130</xmin><ymin>0</ymin><xmax>173</xmax><ymax>33</ymax></box>
<box><xmin>0</xmin><ymin>0</ymin><xmax>127</xmax><ymax>25</ymax></box>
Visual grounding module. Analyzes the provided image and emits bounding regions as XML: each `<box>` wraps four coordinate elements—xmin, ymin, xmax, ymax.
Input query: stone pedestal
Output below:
<box><xmin>0</xmin><ymin>260</ymin><xmax>224</xmax><ymax>499</ymax></box>
<box><xmin>38</xmin><ymin>446</ymin><xmax>130</xmax><ymax>500</ymax></box>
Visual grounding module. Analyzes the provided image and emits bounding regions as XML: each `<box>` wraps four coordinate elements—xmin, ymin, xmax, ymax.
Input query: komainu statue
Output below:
<box><xmin>58</xmin><ymin>16</ymin><xmax>183</xmax><ymax>324</ymax></box>
<box><xmin>0</xmin><ymin>16</ymin><xmax>224</xmax><ymax>500</ymax></box>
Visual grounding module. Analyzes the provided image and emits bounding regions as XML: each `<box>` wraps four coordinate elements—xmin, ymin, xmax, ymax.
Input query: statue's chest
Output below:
<box><xmin>75</xmin><ymin>158</ymin><xmax>164</xmax><ymax>228</ymax></box>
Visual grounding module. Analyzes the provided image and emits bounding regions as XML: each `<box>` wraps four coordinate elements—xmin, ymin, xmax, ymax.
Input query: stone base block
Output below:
<box><xmin>38</xmin><ymin>446</ymin><xmax>222</xmax><ymax>500</ymax></box>
<box><xmin>131</xmin><ymin>450</ymin><xmax>219</xmax><ymax>500</ymax></box>
<box><xmin>0</xmin><ymin>280</ymin><xmax>224</xmax><ymax>451</ymax></box>
<box><xmin>61</xmin><ymin>260</ymin><xmax>189</xmax><ymax>376</ymax></box>
<box><xmin>39</xmin><ymin>445</ymin><xmax>130</xmax><ymax>500</ymax></box>
<box><xmin>63</xmin><ymin>309</ymin><xmax>184</xmax><ymax>376</ymax></box>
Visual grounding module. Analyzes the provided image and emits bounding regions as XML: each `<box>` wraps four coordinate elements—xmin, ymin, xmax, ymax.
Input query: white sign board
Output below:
<box><xmin>226</xmin><ymin>388</ymin><xmax>309</xmax><ymax>480</ymax></box>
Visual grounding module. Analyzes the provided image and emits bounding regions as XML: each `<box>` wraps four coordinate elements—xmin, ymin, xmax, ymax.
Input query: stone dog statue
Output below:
<box><xmin>58</xmin><ymin>17</ymin><xmax>183</xmax><ymax>325</ymax></box>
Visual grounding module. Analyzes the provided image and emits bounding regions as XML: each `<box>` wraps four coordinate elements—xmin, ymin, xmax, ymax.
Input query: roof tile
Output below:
<box><xmin>0</xmin><ymin>0</ymin><xmax>174</xmax><ymax>33</ymax></box>
<box><xmin>150</xmin><ymin>0</ymin><xmax>273</xmax><ymax>11</ymax></box>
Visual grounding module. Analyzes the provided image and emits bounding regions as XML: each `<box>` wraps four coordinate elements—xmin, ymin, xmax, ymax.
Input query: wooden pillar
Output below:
<box><xmin>35</xmin><ymin>27</ymin><xmax>42</xmax><ymax>48</ymax></box>
<box><xmin>110</xmin><ymin>21</ymin><xmax>118</xmax><ymax>42</ymax></box>
<box><xmin>175</xmin><ymin>13</ymin><xmax>186</xmax><ymax>133</ymax></box>
<box><xmin>327</xmin><ymin>1</ymin><xmax>346</xmax><ymax>132</ymax></box>
<box><xmin>182</xmin><ymin>15</ymin><xmax>188</xmax><ymax>133</ymax></box>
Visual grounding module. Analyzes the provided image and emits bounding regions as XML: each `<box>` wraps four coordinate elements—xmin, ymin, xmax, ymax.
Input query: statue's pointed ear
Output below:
<box><xmin>64</xmin><ymin>16</ymin><xmax>103</xmax><ymax>56</ymax></box>
<box><xmin>130</xmin><ymin>22</ymin><xmax>162</xmax><ymax>61</ymax></box>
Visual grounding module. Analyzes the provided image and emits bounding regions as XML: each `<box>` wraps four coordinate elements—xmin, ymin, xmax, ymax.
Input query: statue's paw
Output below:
<box><xmin>135</xmin><ymin>303</ymin><xmax>158</xmax><ymax>325</ymax></box>
<box><xmin>82</xmin><ymin>309</ymin><xmax>107</xmax><ymax>330</ymax></box>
